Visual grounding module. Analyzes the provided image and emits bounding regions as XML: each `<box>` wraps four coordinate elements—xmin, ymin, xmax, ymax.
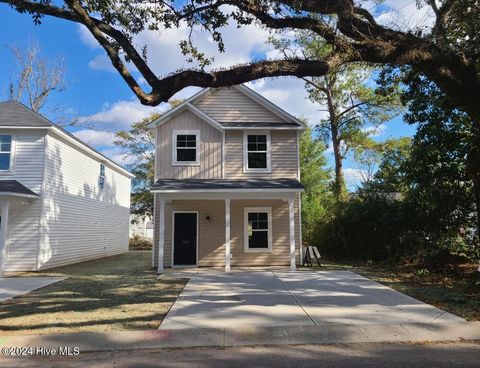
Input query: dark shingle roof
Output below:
<box><xmin>0</xmin><ymin>180</ymin><xmax>38</xmax><ymax>197</ymax></box>
<box><xmin>0</xmin><ymin>101</ymin><xmax>133</xmax><ymax>178</ymax></box>
<box><xmin>0</xmin><ymin>101</ymin><xmax>52</xmax><ymax>127</ymax></box>
<box><xmin>151</xmin><ymin>178</ymin><xmax>304</xmax><ymax>191</ymax></box>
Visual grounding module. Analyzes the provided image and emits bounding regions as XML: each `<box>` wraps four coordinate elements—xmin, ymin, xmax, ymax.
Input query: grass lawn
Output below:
<box><xmin>0</xmin><ymin>251</ymin><xmax>186</xmax><ymax>335</ymax></box>
<box><xmin>309</xmin><ymin>260</ymin><xmax>480</xmax><ymax>322</ymax></box>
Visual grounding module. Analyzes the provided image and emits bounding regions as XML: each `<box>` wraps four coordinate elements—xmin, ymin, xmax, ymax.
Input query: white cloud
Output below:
<box><xmin>73</xmin><ymin>129</ymin><xmax>116</xmax><ymax>147</ymax></box>
<box><xmin>246</xmin><ymin>78</ymin><xmax>329</xmax><ymax>125</ymax></box>
<box><xmin>100</xmin><ymin>146</ymin><xmax>136</xmax><ymax>166</ymax></box>
<box><xmin>78</xmin><ymin>99</ymin><xmax>166</xmax><ymax>130</ymax></box>
<box><xmin>374</xmin><ymin>0</ymin><xmax>435</xmax><ymax>31</ymax></box>
<box><xmin>344</xmin><ymin>168</ymin><xmax>365</xmax><ymax>189</ymax></box>
<box><xmin>362</xmin><ymin>123</ymin><xmax>387</xmax><ymax>137</ymax></box>
<box><xmin>77</xmin><ymin>25</ymin><xmax>101</xmax><ymax>49</ymax></box>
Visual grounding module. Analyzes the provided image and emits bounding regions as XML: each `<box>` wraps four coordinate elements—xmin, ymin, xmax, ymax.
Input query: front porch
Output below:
<box><xmin>151</xmin><ymin>181</ymin><xmax>303</xmax><ymax>273</ymax></box>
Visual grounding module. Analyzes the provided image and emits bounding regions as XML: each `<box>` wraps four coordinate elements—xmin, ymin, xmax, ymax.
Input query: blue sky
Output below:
<box><xmin>0</xmin><ymin>1</ymin><xmax>427</xmax><ymax>189</ymax></box>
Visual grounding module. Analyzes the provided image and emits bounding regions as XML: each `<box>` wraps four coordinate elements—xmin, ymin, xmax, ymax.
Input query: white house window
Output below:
<box><xmin>0</xmin><ymin>135</ymin><xmax>12</xmax><ymax>171</ymax></box>
<box><xmin>244</xmin><ymin>132</ymin><xmax>270</xmax><ymax>172</ymax></box>
<box><xmin>244</xmin><ymin>207</ymin><xmax>272</xmax><ymax>252</ymax></box>
<box><xmin>99</xmin><ymin>164</ymin><xmax>105</xmax><ymax>189</ymax></box>
<box><xmin>173</xmin><ymin>130</ymin><xmax>200</xmax><ymax>165</ymax></box>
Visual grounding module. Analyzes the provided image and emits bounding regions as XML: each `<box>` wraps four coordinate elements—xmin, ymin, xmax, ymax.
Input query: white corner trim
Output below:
<box><xmin>172</xmin><ymin>129</ymin><xmax>200</xmax><ymax>166</ymax></box>
<box><xmin>243</xmin><ymin>207</ymin><xmax>273</xmax><ymax>253</ymax></box>
<box><xmin>243</xmin><ymin>131</ymin><xmax>271</xmax><ymax>173</ymax></box>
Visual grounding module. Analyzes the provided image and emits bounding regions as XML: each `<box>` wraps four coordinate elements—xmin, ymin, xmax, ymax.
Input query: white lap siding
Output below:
<box><xmin>4</xmin><ymin>130</ymin><xmax>46</xmax><ymax>271</ymax></box>
<box><xmin>37</xmin><ymin>133</ymin><xmax>131</xmax><ymax>269</ymax></box>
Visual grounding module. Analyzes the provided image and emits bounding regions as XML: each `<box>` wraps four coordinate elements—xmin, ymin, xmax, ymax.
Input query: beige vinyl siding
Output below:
<box><xmin>154</xmin><ymin>198</ymin><xmax>300</xmax><ymax>268</ymax></box>
<box><xmin>194</xmin><ymin>87</ymin><xmax>285</xmax><ymax>123</ymax></box>
<box><xmin>4</xmin><ymin>130</ymin><xmax>46</xmax><ymax>271</ymax></box>
<box><xmin>225</xmin><ymin>130</ymin><xmax>298</xmax><ymax>179</ymax></box>
<box><xmin>155</xmin><ymin>110</ymin><xmax>223</xmax><ymax>179</ymax></box>
<box><xmin>37</xmin><ymin>133</ymin><xmax>131</xmax><ymax>270</ymax></box>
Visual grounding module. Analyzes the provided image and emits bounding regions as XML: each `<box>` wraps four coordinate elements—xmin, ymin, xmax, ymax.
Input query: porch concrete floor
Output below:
<box><xmin>159</xmin><ymin>270</ymin><xmax>464</xmax><ymax>330</ymax></box>
<box><xmin>0</xmin><ymin>277</ymin><xmax>66</xmax><ymax>302</ymax></box>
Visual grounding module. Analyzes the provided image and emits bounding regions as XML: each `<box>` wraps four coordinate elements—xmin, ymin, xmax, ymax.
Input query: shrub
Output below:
<box><xmin>129</xmin><ymin>235</ymin><xmax>152</xmax><ymax>250</ymax></box>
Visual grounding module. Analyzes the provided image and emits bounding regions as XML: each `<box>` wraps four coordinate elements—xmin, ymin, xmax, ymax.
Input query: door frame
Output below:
<box><xmin>171</xmin><ymin>211</ymin><xmax>199</xmax><ymax>268</ymax></box>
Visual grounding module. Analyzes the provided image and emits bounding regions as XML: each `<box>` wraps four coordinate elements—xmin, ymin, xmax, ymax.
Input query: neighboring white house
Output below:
<box><xmin>0</xmin><ymin>101</ymin><xmax>133</xmax><ymax>272</ymax></box>
<box><xmin>129</xmin><ymin>214</ymin><xmax>153</xmax><ymax>240</ymax></box>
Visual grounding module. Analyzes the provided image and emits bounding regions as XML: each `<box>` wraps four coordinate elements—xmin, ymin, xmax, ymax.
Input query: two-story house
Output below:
<box><xmin>0</xmin><ymin>101</ymin><xmax>133</xmax><ymax>272</ymax></box>
<box><xmin>150</xmin><ymin>85</ymin><xmax>306</xmax><ymax>273</ymax></box>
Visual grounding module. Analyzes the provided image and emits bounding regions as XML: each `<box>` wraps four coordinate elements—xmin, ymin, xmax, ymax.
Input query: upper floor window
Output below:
<box><xmin>173</xmin><ymin>130</ymin><xmax>200</xmax><ymax>165</ymax></box>
<box><xmin>243</xmin><ymin>132</ymin><xmax>271</xmax><ymax>172</ymax></box>
<box><xmin>0</xmin><ymin>135</ymin><xmax>13</xmax><ymax>171</ymax></box>
<box><xmin>99</xmin><ymin>164</ymin><xmax>105</xmax><ymax>189</ymax></box>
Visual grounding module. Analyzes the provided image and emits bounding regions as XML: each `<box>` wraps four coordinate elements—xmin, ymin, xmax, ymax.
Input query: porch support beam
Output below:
<box><xmin>225</xmin><ymin>198</ymin><xmax>231</xmax><ymax>273</ymax></box>
<box><xmin>157</xmin><ymin>199</ymin><xmax>165</xmax><ymax>274</ymax></box>
<box><xmin>288</xmin><ymin>199</ymin><xmax>296</xmax><ymax>271</ymax></box>
<box><xmin>0</xmin><ymin>202</ymin><xmax>10</xmax><ymax>276</ymax></box>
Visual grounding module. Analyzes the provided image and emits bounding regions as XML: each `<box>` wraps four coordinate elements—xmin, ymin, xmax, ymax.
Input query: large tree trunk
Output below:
<box><xmin>325</xmin><ymin>86</ymin><xmax>347</xmax><ymax>201</ymax></box>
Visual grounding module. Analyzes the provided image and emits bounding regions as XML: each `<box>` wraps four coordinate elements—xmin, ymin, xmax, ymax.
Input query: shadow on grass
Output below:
<box><xmin>0</xmin><ymin>252</ymin><xmax>187</xmax><ymax>334</ymax></box>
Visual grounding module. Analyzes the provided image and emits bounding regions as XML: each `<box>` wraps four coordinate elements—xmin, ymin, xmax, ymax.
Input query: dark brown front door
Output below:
<box><xmin>173</xmin><ymin>212</ymin><xmax>197</xmax><ymax>266</ymax></box>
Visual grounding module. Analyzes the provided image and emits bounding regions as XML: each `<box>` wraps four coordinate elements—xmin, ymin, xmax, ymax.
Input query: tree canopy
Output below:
<box><xmin>3</xmin><ymin>0</ymin><xmax>479</xmax><ymax>127</ymax></box>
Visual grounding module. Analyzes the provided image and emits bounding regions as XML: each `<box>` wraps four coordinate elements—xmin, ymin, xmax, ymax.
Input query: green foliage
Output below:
<box><xmin>299</xmin><ymin>128</ymin><xmax>333</xmax><ymax>245</ymax></box>
<box><xmin>114</xmin><ymin>113</ymin><xmax>157</xmax><ymax>218</ymax></box>
<box><xmin>129</xmin><ymin>235</ymin><xmax>153</xmax><ymax>250</ymax></box>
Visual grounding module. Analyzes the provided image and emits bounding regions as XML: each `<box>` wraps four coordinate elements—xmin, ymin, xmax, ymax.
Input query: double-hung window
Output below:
<box><xmin>0</xmin><ymin>135</ymin><xmax>13</xmax><ymax>171</ymax></box>
<box><xmin>173</xmin><ymin>130</ymin><xmax>200</xmax><ymax>165</ymax></box>
<box><xmin>244</xmin><ymin>132</ymin><xmax>270</xmax><ymax>172</ymax></box>
<box><xmin>244</xmin><ymin>207</ymin><xmax>272</xmax><ymax>252</ymax></box>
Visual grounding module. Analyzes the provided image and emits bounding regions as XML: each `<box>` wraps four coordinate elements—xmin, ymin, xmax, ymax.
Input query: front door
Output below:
<box><xmin>173</xmin><ymin>212</ymin><xmax>197</xmax><ymax>266</ymax></box>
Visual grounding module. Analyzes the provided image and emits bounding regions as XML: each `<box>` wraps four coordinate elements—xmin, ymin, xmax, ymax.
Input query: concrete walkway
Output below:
<box><xmin>0</xmin><ymin>277</ymin><xmax>66</xmax><ymax>302</ymax></box>
<box><xmin>159</xmin><ymin>270</ymin><xmax>463</xmax><ymax>330</ymax></box>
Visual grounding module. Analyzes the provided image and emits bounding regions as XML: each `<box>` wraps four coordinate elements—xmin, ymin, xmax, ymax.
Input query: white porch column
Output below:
<box><xmin>288</xmin><ymin>199</ymin><xmax>296</xmax><ymax>271</ymax></box>
<box><xmin>225</xmin><ymin>198</ymin><xmax>231</xmax><ymax>273</ymax></box>
<box><xmin>157</xmin><ymin>199</ymin><xmax>165</xmax><ymax>274</ymax></box>
<box><xmin>0</xmin><ymin>202</ymin><xmax>10</xmax><ymax>277</ymax></box>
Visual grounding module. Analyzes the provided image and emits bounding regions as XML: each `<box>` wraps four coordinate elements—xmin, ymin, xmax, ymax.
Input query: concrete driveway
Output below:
<box><xmin>159</xmin><ymin>270</ymin><xmax>464</xmax><ymax>330</ymax></box>
<box><xmin>0</xmin><ymin>277</ymin><xmax>66</xmax><ymax>302</ymax></box>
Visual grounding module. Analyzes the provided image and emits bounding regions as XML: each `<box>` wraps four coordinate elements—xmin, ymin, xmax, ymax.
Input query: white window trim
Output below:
<box><xmin>243</xmin><ymin>131</ymin><xmax>271</xmax><ymax>173</ymax></box>
<box><xmin>244</xmin><ymin>207</ymin><xmax>273</xmax><ymax>253</ymax></box>
<box><xmin>172</xmin><ymin>129</ymin><xmax>200</xmax><ymax>166</ymax></box>
<box><xmin>0</xmin><ymin>132</ymin><xmax>16</xmax><ymax>175</ymax></box>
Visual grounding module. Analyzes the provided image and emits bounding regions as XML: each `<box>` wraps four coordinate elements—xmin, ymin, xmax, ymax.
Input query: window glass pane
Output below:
<box><xmin>248</xmin><ymin>212</ymin><xmax>268</xmax><ymax>230</ymax></box>
<box><xmin>176</xmin><ymin>135</ymin><xmax>187</xmax><ymax>147</ymax></box>
<box><xmin>0</xmin><ymin>135</ymin><xmax>12</xmax><ymax>153</ymax></box>
<box><xmin>177</xmin><ymin>148</ymin><xmax>196</xmax><ymax>162</ymax></box>
<box><xmin>248</xmin><ymin>152</ymin><xmax>267</xmax><ymax>168</ymax></box>
<box><xmin>0</xmin><ymin>153</ymin><xmax>10</xmax><ymax>170</ymax></box>
<box><xmin>247</xmin><ymin>135</ymin><xmax>266</xmax><ymax>152</ymax></box>
<box><xmin>249</xmin><ymin>231</ymin><xmax>268</xmax><ymax>248</ymax></box>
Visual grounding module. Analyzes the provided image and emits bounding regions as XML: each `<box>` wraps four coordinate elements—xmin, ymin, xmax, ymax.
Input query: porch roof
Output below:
<box><xmin>150</xmin><ymin>178</ymin><xmax>304</xmax><ymax>193</ymax></box>
<box><xmin>0</xmin><ymin>180</ymin><xmax>39</xmax><ymax>198</ymax></box>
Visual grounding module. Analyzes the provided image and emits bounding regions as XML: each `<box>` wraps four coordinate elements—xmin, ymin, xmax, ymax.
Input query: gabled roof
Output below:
<box><xmin>0</xmin><ymin>101</ymin><xmax>53</xmax><ymax>127</ymax></box>
<box><xmin>149</xmin><ymin>102</ymin><xmax>224</xmax><ymax>131</ymax></box>
<box><xmin>149</xmin><ymin>84</ymin><xmax>308</xmax><ymax>130</ymax></box>
<box><xmin>0</xmin><ymin>101</ymin><xmax>134</xmax><ymax>178</ymax></box>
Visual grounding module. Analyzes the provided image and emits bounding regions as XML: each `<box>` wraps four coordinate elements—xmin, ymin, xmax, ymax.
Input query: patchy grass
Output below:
<box><xmin>303</xmin><ymin>259</ymin><xmax>480</xmax><ymax>321</ymax></box>
<box><xmin>0</xmin><ymin>252</ymin><xmax>186</xmax><ymax>335</ymax></box>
